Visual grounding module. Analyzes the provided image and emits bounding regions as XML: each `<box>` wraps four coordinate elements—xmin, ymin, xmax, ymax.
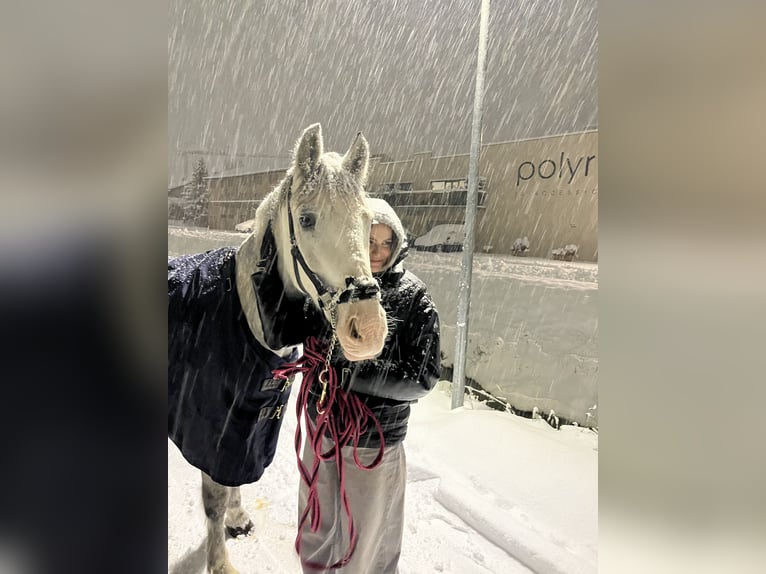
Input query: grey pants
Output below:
<box><xmin>298</xmin><ymin>436</ymin><xmax>406</xmax><ymax>574</ymax></box>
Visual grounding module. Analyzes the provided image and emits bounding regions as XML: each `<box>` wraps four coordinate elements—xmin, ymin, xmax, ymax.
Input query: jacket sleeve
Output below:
<box><xmin>341</xmin><ymin>288</ymin><xmax>441</xmax><ymax>402</ymax></box>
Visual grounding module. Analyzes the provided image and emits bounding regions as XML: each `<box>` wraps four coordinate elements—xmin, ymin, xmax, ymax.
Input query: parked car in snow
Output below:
<box><xmin>235</xmin><ymin>219</ymin><xmax>256</xmax><ymax>233</ymax></box>
<box><xmin>413</xmin><ymin>224</ymin><xmax>465</xmax><ymax>252</ymax></box>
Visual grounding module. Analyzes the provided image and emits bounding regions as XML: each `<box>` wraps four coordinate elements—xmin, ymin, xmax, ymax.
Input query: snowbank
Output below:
<box><xmin>168</xmin><ymin>225</ymin><xmax>245</xmax><ymax>256</ymax></box>
<box><xmin>405</xmin><ymin>251</ymin><xmax>598</xmax><ymax>426</ymax></box>
<box><xmin>407</xmin><ymin>383</ymin><xmax>598</xmax><ymax>574</ymax></box>
<box><xmin>413</xmin><ymin>224</ymin><xmax>465</xmax><ymax>250</ymax></box>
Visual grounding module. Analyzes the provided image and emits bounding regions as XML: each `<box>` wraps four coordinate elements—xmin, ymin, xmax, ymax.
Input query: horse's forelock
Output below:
<box><xmin>290</xmin><ymin>154</ymin><xmax>366</xmax><ymax>204</ymax></box>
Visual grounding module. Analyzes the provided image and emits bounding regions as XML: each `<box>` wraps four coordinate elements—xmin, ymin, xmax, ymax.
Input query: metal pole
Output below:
<box><xmin>452</xmin><ymin>0</ymin><xmax>490</xmax><ymax>409</ymax></box>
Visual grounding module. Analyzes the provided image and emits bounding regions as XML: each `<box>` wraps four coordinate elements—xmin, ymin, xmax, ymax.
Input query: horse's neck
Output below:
<box><xmin>234</xmin><ymin>200</ymin><xmax>297</xmax><ymax>358</ymax></box>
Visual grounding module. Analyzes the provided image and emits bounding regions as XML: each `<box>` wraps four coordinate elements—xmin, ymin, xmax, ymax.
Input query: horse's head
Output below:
<box><xmin>274</xmin><ymin>123</ymin><xmax>387</xmax><ymax>361</ymax></box>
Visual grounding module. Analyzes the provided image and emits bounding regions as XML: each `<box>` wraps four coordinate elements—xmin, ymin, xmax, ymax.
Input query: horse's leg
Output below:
<box><xmin>224</xmin><ymin>486</ymin><xmax>254</xmax><ymax>537</ymax></box>
<box><xmin>201</xmin><ymin>472</ymin><xmax>240</xmax><ymax>574</ymax></box>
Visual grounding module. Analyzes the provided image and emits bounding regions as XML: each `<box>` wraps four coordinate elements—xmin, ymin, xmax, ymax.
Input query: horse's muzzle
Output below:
<box><xmin>335</xmin><ymin>298</ymin><xmax>387</xmax><ymax>362</ymax></box>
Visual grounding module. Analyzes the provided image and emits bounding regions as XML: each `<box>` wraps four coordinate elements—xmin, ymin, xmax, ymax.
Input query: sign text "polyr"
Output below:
<box><xmin>516</xmin><ymin>153</ymin><xmax>596</xmax><ymax>186</ymax></box>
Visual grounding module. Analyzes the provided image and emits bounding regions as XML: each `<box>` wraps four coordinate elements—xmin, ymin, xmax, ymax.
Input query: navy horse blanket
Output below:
<box><xmin>168</xmin><ymin>247</ymin><xmax>297</xmax><ymax>487</ymax></box>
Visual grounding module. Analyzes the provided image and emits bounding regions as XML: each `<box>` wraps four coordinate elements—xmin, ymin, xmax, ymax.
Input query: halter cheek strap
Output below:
<box><xmin>286</xmin><ymin>183</ymin><xmax>332</xmax><ymax>307</ymax></box>
<box><xmin>285</xmin><ymin>176</ymin><xmax>380</xmax><ymax>312</ymax></box>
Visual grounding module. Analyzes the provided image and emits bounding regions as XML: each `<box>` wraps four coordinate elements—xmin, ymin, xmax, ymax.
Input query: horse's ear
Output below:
<box><xmin>294</xmin><ymin>123</ymin><xmax>323</xmax><ymax>177</ymax></box>
<box><xmin>342</xmin><ymin>131</ymin><xmax>369</xmax><ymax>183</ymax></box>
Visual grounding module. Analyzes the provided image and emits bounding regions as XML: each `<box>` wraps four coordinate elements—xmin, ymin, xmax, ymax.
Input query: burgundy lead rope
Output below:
<box><xmin>273</xmin><ymin>336</ymin><xmax>385</xmax><ymax>570</ymax></box>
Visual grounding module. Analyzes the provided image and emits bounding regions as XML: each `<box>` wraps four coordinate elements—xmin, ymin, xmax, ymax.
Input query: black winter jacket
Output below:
<box><xmin>307</xmin><ymin>261</ymin><xmax>441</xmax><ymax>448</ymax></box>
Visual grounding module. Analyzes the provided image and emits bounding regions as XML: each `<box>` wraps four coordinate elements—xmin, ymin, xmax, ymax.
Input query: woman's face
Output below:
<box><xmin>369</xmin><ymin>223</ymin><xmax>394</xmax><ymax>273</ymax></box>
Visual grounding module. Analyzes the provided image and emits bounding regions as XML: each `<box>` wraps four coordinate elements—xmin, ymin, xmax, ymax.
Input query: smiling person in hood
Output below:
<box><xmin>367</xmin><ymin>197</ymin><xmax>407</xmax><ymax>273</ymax></box>
<box><xmin>298</xmin><ymin>197</ymin><xmax>441</xmax><ymax>573</ymax></box>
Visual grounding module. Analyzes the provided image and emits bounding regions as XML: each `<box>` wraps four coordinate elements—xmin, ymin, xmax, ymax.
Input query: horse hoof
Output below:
<box><xmin>226</xmin><ymin>520</ymin><xmax>254</xmax><ymax>538</ymax></box>
<box><xmin>209</xmin><ymin>565</ymin><xmax>240</xmax><ymax>574</ymax></box>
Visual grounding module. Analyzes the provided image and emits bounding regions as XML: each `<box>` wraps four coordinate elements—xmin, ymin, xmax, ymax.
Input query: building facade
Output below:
<box><xmin>204</xmin><ymin>168</ymin><xmax>286</xmax><ymax>231</ymax></box>
<box><xmin>367</xmin><ymin>130</ymin><xmax>597</xmax><ymax>260</ymax></box>
<box><xmin>198</xmin><ymin>130</ymin><xmax>598</xmax><ymax>261</ymax></box>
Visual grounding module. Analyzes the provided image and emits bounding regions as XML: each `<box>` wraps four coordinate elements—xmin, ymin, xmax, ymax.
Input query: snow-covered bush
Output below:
<box><xmin>551</xmin><ymin>244</ymin><xmax>578</xmax><ymax>261</ymax></box>
<box><xmin>511</xmin><ymin>236</ymin><xmax>530</xmax><ymax>256</ymax></box>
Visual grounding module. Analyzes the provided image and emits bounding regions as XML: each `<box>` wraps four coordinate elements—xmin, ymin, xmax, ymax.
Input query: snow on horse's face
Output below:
<box><xmin>278</xmin><ymin>124</ymin><xmax>387</xmax><ymax>361</ymax></box>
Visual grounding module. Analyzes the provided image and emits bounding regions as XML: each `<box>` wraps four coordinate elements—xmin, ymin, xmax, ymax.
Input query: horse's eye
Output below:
<box><xmin>298</xmin><ymin>213</ymin><xmax>316</xmax><ymax>229</ymax></box>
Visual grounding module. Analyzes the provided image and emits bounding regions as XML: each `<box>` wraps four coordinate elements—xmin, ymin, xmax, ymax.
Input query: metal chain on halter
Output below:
<box><xmin>316</xmin><ymin>304</ymin><xmax>338</xmax><ymax>414</ymax></box>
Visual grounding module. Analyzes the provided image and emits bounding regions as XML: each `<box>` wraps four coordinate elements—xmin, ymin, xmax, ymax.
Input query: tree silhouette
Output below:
<box><xmin>182</xmin><ymin>159</ymin><xmax>209</xmax><ymax>226</ymax></box>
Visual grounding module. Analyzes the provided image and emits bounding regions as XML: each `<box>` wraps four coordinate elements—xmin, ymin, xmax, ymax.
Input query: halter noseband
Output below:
<box><xmin>285</xmin><ymin>176</ymin><xmax>380</xmax><ymax>317</ymax></box>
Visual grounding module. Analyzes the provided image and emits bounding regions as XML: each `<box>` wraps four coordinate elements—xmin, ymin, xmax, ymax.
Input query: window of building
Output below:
<box><xmin>431</xmin><ymin>178</ymin><xmax>467</xmax><ymax>191</ymax></box>
<box><xmin>430</xmin><ymin>177</ymin><xmax>486</xmax><ymax>191</ymax></box>
<box><xmin>380</xmin><ymin>182</ymin><xmax>413</xmax><ymax>193</ymax></box>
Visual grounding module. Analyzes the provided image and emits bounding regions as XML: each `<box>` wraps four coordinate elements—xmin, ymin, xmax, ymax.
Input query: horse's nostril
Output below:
<box><xmin>349</xmin><ymin>318</ymin><xmax>361</xmax><ymax>340</ymax></box>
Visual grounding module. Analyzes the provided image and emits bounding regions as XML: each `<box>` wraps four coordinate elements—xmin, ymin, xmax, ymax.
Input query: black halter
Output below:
<box><xmin>285</xmin><ymin>177</ymin><xmax>380</xmax><ymax>312</ymax></box>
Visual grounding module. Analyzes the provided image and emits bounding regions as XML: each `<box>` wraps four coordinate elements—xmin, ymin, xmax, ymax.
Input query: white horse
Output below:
<box><xmin>174</xmin><ymin>124</ymin><xmax>388</xmax><ymax>574</ymax></box>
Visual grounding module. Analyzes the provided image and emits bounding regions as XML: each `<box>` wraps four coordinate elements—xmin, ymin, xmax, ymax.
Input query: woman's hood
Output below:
<box><xmin>366</xmin><ymin>197</ymin><xmax>408</xmax><ymax>273</ymax></box>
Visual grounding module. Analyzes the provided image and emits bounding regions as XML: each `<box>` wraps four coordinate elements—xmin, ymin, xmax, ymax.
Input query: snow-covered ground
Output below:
<box><xmin>168</xmin><ymin>381</ymin><xmax>598</xmax><ymax>574</ymax></box>
<box><xmin>168</xmin><ymin>225</ymin><xmax>597</xmax><ymax>573</ymax></box>
<box><xmin>168</xmin><ymin>225</ymin><xmax>246</xmax><ymax>257</ymax></box>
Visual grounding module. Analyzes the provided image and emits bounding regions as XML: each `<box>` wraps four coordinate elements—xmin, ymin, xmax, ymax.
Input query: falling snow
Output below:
<box><xmin>169</xmin><ymin>0</ymin><xmax>597</xmax><ymax>187</ymax></box>
<box><xmin>168</xmin><ymin>0</ymin><xmax>597</xmax><ymax>570</ymax></box>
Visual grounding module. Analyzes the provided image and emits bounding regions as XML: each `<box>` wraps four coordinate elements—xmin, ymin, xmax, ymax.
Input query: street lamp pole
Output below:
<box><xmin>452</xmin><ymin>0</ymin><xmax>491</xmax><ymax>409</ymax></box>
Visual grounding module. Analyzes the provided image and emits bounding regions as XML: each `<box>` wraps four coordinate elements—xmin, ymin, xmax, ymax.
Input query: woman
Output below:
<box><xmin>298</xmin><ymin>198</ymin><xmax>441</xmax><ymax>573</ymax></box>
